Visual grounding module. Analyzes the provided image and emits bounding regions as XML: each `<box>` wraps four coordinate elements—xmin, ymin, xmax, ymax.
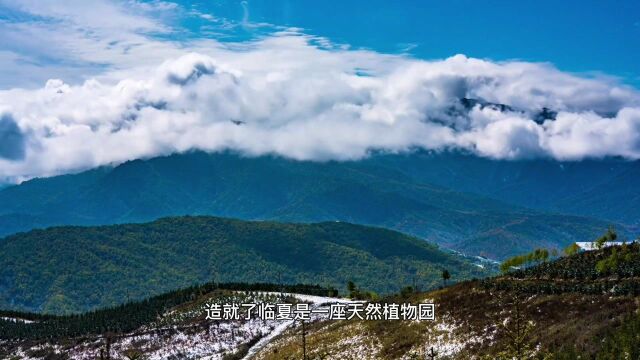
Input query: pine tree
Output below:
<box><xmin>441</xmin><ymin>269</ymin><xmax>451</xmax><ymax>288</ymax></box>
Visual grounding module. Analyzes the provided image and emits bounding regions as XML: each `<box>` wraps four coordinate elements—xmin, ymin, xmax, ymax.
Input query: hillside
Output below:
<box><xmin>0</xmin><ymin>216</ymin><xmax>489</xmax><ymax>314</ymax></box>
<box><xmin>367</xmin><ymin>151</ymin><xmax>640</xmax><ymax>227</ymax></box>
<box><xmin>0</xmin><ymin>283</ymin><xmax>351</xmax><ymax>359</ymax></box>
<box><xmin>2</xmin><ymin>244</ymin><xmax>639</xmax><ymax>359</ymax></box>
<box><xmin>0</xmin><ymin>151</ymin><xmax>620</xmax><ymax>260</ymax></box>
<box><xmin>249</xmin><ymin>244</ymin><xmax>640</xmax><ymax>359</ymax></box>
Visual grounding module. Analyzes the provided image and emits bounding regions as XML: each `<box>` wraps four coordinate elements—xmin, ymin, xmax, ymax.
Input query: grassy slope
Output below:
<box><xmin>0</xmin><ymin>216</ymin><xmax>488</xmax><ymax>314</ymax></box>
<box><xmin>252</xmin><ymin>285</ymin><xmax>637</xmax><ymax>360</ymax></box>
<box><xmin>252</xmin><ymin>246</ymin><xmax>640</xmax><ymax>359</ymax></box>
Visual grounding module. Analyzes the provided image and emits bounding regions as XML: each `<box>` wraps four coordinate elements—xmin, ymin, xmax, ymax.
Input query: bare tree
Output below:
<box><xmin>441</xmin><ymin>269</ymin><xmax>451</xmax><ymax>288</ymax></box>
<box><xmin>301</xmin><ymin>319</ymin><xmax>308</xmax><ymax>360</ymax></box>
<box><xmin>425</xmin><ymin>346</ymin><xmax>439</xmax><ymax>360</ymax></box>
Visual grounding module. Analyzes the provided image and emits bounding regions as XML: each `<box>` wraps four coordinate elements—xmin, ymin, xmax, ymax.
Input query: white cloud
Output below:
<box><xmin>0</xmin><ymin>1</ymin><xmax>639</xmax><ymax>183</ymax></box>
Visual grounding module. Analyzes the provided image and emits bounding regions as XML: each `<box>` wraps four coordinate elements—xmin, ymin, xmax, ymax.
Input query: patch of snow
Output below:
<box><xmin>4</xmin><ymin>292</ymin><xmax>358</xmax><ymax>360</ymax></box>
<box><xmin>0</xmin><ymin>316</ymin><xmax>35</xmax><ymax>324</ymax></box>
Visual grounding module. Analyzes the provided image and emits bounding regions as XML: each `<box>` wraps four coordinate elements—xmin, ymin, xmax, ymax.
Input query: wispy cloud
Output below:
<box><xmin>0</xmin><ymin>0</ymin><xmax>186</xmax><ymax>87</ymax></box>
<box><xmin>0</xmin><ymin>1</ymin><xmax>639</xmax><ymax>183</ymax></box>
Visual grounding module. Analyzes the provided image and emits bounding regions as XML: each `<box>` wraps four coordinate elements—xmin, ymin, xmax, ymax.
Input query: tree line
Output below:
<box><xmin>0</xmin><ymin>282</ymin><xmax>337</xmax><ymax>341</ymax></box>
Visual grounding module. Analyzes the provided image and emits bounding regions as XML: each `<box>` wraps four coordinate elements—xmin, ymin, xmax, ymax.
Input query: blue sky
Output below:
<box><xmin>1</xmin><ymin>0</ymin><xmax>639</xmax><ymax>87</ymax></box>
<box><xmin>177</xmin><ymin>0</ymin><xmax>640</xmax><ymax>85</ymax></box>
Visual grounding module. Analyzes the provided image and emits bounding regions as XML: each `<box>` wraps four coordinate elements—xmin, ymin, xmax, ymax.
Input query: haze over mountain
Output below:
<box><xmin>0</xmin><ymin>151</ymin><xmax>623</xmax><ymax>260</ymax></box>
<box><xmin>366</xmin><ymin>151</ymin><xmax>640</xmax><ymax>227</ymax></box>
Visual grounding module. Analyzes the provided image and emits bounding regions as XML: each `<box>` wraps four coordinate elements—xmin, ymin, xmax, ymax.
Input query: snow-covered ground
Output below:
<box><xmin>251</xmin><ymin>296</ymin><xmax>495</xmax><ymax>360</ymax></box>
<box><xmin>4</xmin><ymin>291</ymin><xmax>498</xmax><ymax>359</ymax></box>
<box><xmin>4</xmin><ymin>292</ymin><xmax>358</xmax><ymax>360</ymax></box>
<box><xmin>238</xmin><ymin>293</ymin><xmax>359</xmax><ymax>360</ymax></box>
<box><xmin>0</xmin><ymin>317</ymin><xmax>35</xmax><ymax>324</ymax></box>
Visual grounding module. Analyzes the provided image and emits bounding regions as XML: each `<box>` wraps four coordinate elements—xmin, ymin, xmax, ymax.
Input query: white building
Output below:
<box><xmin>575</xmin><ymin>241</ymin><xmax>631</xmax><ymax>251</ymax></box>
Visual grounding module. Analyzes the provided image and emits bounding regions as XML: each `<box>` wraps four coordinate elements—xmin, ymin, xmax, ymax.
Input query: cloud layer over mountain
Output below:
<box><xmin>0</xmin><ymin>1</ymin><xmax>639</xmax><ymax>182</ymax></box>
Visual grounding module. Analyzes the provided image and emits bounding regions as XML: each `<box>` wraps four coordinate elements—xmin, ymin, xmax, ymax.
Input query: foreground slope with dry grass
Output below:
<box><xmin>254</xmin><ymin>244</ymin><xmax>640</xmax><ymax>359</ymax></box>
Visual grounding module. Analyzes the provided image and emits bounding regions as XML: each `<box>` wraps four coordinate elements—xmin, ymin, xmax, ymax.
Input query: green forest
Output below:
<box><xmin>0</xmin><ymin>216</ymin><xmax>489</xmax><ymax>314</ymax></box>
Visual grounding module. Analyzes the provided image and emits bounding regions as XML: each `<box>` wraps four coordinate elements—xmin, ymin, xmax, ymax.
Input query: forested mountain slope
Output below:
<box><xmin>0</xmin><ymin>151</ymin><xmax>619</xmax><ymax>259</ymax></box>
<box><xmin>0</xmin><ymin>216</ymin><xmax>489</xmax><ymax>314</ymax></box>
<box><xmin>367</xmin><ymin>151</ymin><xmax>640</xmax><ymax>227</ymax></box>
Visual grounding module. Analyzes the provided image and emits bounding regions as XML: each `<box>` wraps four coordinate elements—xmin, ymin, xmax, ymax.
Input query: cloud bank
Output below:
<box><xmin>0</xmin><ymin>1</ymin><xmax>639</xmax><ymax>182</ymax></box>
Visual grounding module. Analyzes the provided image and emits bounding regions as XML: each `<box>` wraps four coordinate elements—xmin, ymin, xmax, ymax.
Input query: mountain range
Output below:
<box><xmin>367</xmin><ymin>151</ymin><xmax>640</xmax><ymax>227</ymax></box>
<box><xmin>0</xmin><ymin>151</ymin><xmax>629</xmax><ymax>259</ymax></box>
